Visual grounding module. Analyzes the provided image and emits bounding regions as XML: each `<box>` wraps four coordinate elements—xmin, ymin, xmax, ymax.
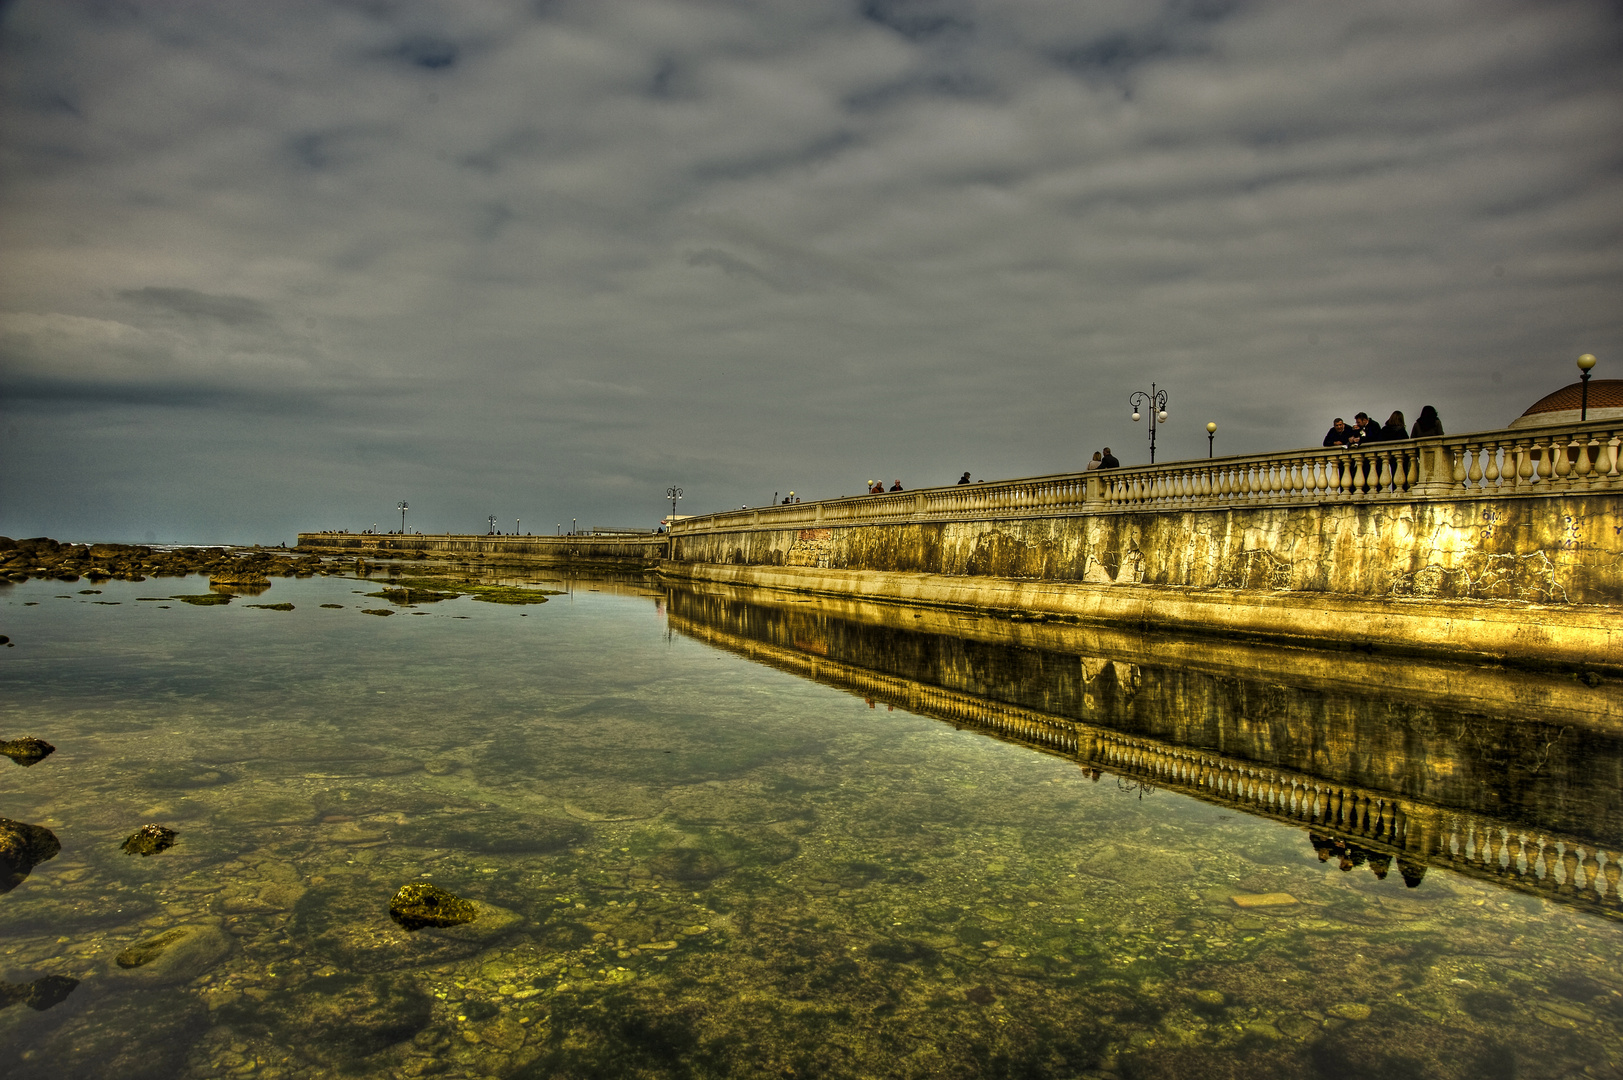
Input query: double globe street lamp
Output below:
<box><xmin>1129</xmin><ymin>384</ymin><xmax>1169</xmax><ymax>463</ymax></box>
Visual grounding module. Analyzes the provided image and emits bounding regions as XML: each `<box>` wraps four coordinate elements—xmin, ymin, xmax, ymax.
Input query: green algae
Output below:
<box><xmin>245</xmin><ymin>602</ymin><xmax>294</xmax><ymax>611</ymax></box>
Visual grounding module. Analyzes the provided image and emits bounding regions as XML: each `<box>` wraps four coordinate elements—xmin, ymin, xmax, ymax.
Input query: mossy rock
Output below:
<box><xmin>0</xmin><ymin>818</ymin><xmax>61</xmax><ymax>893</ymax></box>
<box><xmin>246</xmin><ymin>602</ymin><xmax>294</xmax><ymax>611</ymax></box>
<box><xmin>292</xmin><ymin>882</ymin><xmax>522</xmax><ymax>973</ymax></box>
<box><xmin>389</xmin><ymin>882</ymin><xmax>478</xmax><ymax>931</ymax></box>
<box><xmin>109</xmin><ymin>922</ymin><xmax>233</xmax><ymax>986</ymax></box>
<box><xmin>0</xmin><ymin>974</ymin><xmax>79</xmax><ymax>1012</ymax></box>
<box><xmin>169</xmin><ymin>594</ymin><xmax>232</xmax><ymax>606</ymax></box>
<box><xmin>121</xmin><ymin>823</ymin><xmax>177</xmax><ymax>856</ymax></box>
<box><xmin>0</xmin><ymin>737</ymin><xmax>55</xmax><ymax>767</ymax></box>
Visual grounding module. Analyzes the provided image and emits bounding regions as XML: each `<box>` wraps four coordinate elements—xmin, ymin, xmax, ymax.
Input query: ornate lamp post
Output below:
<box><xmin>666</xmin><ymin>486</ymin><xmax>682</xmax><ymax>524</ymax></box>
<box><xmin>398</xmin><ymin>501</ymin><xmax>408</xmax><ymax>534</ymax></box>
<box><xmin>1206</xmin><ymin>421</ymin><xmax>1217</xmax><ymax>458</ymax></box>
<box><xmin>1578</xmin><ymin>353</ymin><xmax>1597</xmax><ymax>420</ymax></box>
<box><xmin>1129</xmin><ymin>384</ymin><xmax>1169</xmax><ymax>463</ymax></box>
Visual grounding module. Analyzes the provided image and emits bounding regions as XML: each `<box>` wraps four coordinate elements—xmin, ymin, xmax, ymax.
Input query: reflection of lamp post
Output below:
<box><xmin>398</xmin><ymin>501</ymin><xmax>409</xmax><ymax>533</ymax></box>
<box><xmin>1129</xmin><ymin>384</ymin><xmax>1169</xmax><ymax>463</ymax></box>
<box><xmin>1206</xmin><ymin>421</ymin><xmax>1217</xmax><ymax>458</ymax></box>
<box><xmin>1578</xmin><ymin>353</ymin><xmax>1597</xmax><ymax>420</ymax></box>
<box><xmin>666</xmin><ymin>486</ymin><xmax>682</xmax><ymax>523</ymax></box>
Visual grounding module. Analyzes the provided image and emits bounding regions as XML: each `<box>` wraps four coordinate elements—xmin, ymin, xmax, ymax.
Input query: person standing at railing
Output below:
<box><xmin>1352</xmin><ymin>412</ymin><xmax>1384</xmax><ymax>445</ymax></box>
<box><xmin>958</xmin><ymin>472</ymin><xmax>971</xmax><ymax>484</ymax></box>
<box><xmin>1085</xmin><ymin>452</ymin><xmax>1103</xmax><ymax>471</ymax></box>
<box><xmin>1411</xmin><ymin>405</ymin><xmax>1444</xmax><ymax>438</ymax></box>
<box><xmin>1323</xmin><ymin>418</ymin><xmax>1354</xmax><ymax>447</ymax></box>
<box><xmin>889</xmin><ymin>480</ymin><xmax>904</xmax><ymax>492</ymax></box>
<box><xmin>1099</xmin><ymin>448</ymin><xmax>1120</xmax><ymax>469</ymax></box>
<box><xmin>1379</xmin><ymin>411</ymin><xmax>1408</xmax><ymax>441</ymax></box>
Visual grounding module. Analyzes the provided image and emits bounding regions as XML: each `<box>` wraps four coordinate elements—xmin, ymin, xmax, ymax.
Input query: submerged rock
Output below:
<box><xmin>0</xmin><ymin>974</ymin><xmax>80</xmax><ymax>1011</ymax></box>
<box><xmin>0</xmin><ymin>818</ymin><xmax>61</xmax><ymax>893</ymax></box>
<box><xmin>112</xmin><ymin>922</ymin><xmax>234</xmax><ymax>985</ymax></box>
<box><xmin>249</xmin><ymin>972</ymin><xmax>435</xmax><ymax>1068</ymax></box>
<box><xmin>389</xmin><ymin>882</ymin><xmax>479</xmax><ymax>931</ymax></box>
<box><xmin>0</xmin><ymin>736</ymin><xmax>55</xmax><ymax>766</ymax></box>
<box><xmin>121</xmin><ymin>823</ymin><xmax>177</xmax><ymax>856</ymax></box>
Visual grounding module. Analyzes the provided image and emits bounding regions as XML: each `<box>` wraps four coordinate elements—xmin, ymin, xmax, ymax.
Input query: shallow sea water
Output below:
<box><xmin>2</xmin><ymin>568</ymin><xmax>1621</xmax><ymax>1080</ymax></box>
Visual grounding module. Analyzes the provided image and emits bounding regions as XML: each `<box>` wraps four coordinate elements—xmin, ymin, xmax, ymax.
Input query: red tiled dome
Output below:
<box><xmin>1521</xmin><ymin>380</ymin><xmax>1623</xmax><ymax>415</ymax></box>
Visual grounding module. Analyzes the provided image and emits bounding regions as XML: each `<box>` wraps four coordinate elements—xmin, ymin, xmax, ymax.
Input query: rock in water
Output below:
<box><xmin>0</xmin><ymin>818</ymin><xmax>61</xmax><ymax>893</ymax></box>
<box><xmin>121</xmin><ymin>823</ymin><xmax>177</xmax><ymax>856</ymax></box>
<box><xmin>112</xmin><ymin>923</ymin><xmax>233</xmax><ymax>985</ymax></box>
<box><xmin>0</xmin><ymin>974</ymin><xmax>80</xmax><ymax>1012</ymax></box>
<box><xmin>388</xmin><ymin>882</ymin><xmax>478</xmax><ymax>931</ymax></box>
<box><xmin>0</xmin><ymin>737</ymin><xmax>55</xmax><ymax>766</ymax></box>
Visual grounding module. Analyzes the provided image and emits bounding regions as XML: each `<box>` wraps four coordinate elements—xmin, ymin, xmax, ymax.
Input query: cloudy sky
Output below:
<box><xmin>2</xmin><ymin>0</ymin><xmax>1619</xmax><ymax>543</ymax></box>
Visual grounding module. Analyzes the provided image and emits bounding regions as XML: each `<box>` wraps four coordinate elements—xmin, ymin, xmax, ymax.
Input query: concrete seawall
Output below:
<box><xmin>296</xmin><ymin>532</ymin><xmax>666</xmax><ymax>565</ymax></box>
<box><xmin>664</xmin><ymin>492</ymin><xmax>1622</xmax><ymax>671</ymax></box>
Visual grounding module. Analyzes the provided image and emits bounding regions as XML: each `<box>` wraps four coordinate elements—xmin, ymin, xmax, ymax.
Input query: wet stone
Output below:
<box><xmin>0</xmin><ymin>974</ymin><xmax>80</xmax><ymax>1012</ymax></box>
<box><xmin>0</xmin><ymin>737</ymin><xmax>55</xmax><ymax>766</ymax></box>
<box><xmin>247</xmin><ymin>972</ymin><xmax>436</xmax><ymax>1068</ymax></box>
<box><xmin>112</xmin><ymin>922</ymin><xmax>234</xmax><ymax>985</ymax></box>
<box><xmin>0</xmin><ymin>817</ymin><xmax>61</xmax><ymax>893</ymax></box>
<box><xmin>121</xmin><ymin>823</ymin><xmax>177</xmax><ymax>856</ymax></box>
<box><xmin>390</xmin><ymin>882</ymin><xmax>479</xmax><ymax>931</ymax></box>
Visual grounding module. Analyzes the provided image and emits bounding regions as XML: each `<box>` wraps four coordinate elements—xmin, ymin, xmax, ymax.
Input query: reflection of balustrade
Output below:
<box><xmin>670</xmin><ymin>609</ymin><xmax>1623</xmax><ymax>921</ymax></box>
<box><xmin>670</xmin><ymin>419</ymin><xmax>1623</xmax><ymax>536</ymax></box>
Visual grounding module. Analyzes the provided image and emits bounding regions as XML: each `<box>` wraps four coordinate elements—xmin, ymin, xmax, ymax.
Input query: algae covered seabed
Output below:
<box><xmin>2</xmin><ymin>569</ymin><xmax>1621</xmax><ymax>1080</ymax></box>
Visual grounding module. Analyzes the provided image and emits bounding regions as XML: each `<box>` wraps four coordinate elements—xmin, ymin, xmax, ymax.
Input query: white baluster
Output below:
<box><xmin>1576</xmin><ymin>437</ymin><xmax>1594</xmax><ymax>479</ymax></box>
<box><xmin>1483</xmin><ymin>444</ymin><xmax>1500</xmax><ymax>487</ymax></box>
<box><xmin>1555</xmin><ymin>439</ymin><xmax>1574</xmax><ymax>479</ymax></box>
<box><xmin>1535</xmin><ymin>439</ymin><xmax>1554</xmax><ymax>482</ymax></box>
<box><xmin>1467</xmin><ymin>446</ymin><xmax>1484</xmax><ymax>488</ymax></box>
<box><xmin>1378</xmin><ymin>453</ymin><xmax>1394</xmax><ymax>492</ymax></box>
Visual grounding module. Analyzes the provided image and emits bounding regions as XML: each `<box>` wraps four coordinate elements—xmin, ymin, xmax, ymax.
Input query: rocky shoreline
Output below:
<box><xmin>0</xmin><ymin>537</ymin><xmax>332</xmax><ymax>585</ymax></box>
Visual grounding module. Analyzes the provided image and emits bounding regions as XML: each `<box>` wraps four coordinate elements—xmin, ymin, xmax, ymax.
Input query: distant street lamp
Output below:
<box><xmin>572</xmin><ymin>517</ymin><xmax>576</xmax><ymax>536</ymax></box>
<box><xmin>516</xmin><ymin>519</ymin><xmax>521</xmax><ymax>535</ymax></box>
<box><xmin>1207</xmin><ymin>421</ymin><xmax>1217</xmax><ymax>458</ymax></box>
<box><xmin>556</xmin><ymin>523</ymin><xmax>561</xmax><ymax>536</ymax></box>
<box><xmin>1129</xmin><ymin>384</ymin><xmax>1170</xmax><ymax>463</ymax></box>
<box><xmin>1578</xmin><ymin>353</ymin><xmax>1598</xmax><ymax>420</ymax></box>
<box><xmin>666</xmin><ymin>486</ymin><xmax>682</xmax><ymax>522</ymax></box>
<box><xmin>398</xmin><ymin>501</ymin><xmax>409</xmax><ymax>534</ymax></box>
<box><xmin>487</xmin><ymin>515</ymin><xmax>497</xmax><ymax>535</ymax></box>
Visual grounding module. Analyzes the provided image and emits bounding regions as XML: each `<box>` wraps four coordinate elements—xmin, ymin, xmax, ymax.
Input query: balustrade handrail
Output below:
<box><xmin>670</xmin><ymin>417</ymin><xmax>1623</xmax><ymax>534</ymax></box>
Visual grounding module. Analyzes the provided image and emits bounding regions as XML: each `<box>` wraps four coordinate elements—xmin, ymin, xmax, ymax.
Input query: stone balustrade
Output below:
<box><xmin>672</xmin><ymin>418</ymin><xmax>1623</xmax><ymax>533</ymax></box>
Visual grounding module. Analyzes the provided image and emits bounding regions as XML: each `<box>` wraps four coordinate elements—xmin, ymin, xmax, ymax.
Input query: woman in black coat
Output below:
<box><xmin>1411</xmin><ymin>405</ymin><xmax>1443</xmax><ymax>438</ymax></box>
<box><xmin>1380</xmin><ymin>411</ymin><xmax>1408</xmax><ymax>441</ymax></box>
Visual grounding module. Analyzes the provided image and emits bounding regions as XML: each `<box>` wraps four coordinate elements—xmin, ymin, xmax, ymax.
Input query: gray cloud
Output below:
<box><xmin>1</xmin><ymin>0</ymin><xmax>1619</xmax><ymax>542</ymax></box>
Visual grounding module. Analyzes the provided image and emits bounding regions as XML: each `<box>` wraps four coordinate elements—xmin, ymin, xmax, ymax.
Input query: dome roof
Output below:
<box><xmin>1507</xmin><ymin>379</ymin><xmax>1623</xmax><ymax>429</ymax></box>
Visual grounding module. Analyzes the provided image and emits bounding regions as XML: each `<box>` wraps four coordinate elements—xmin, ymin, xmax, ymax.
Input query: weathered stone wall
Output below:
<box><xmin>673</xmin><ymin>494</ymin><xmax>1621</xmax><ymax>604</ymax></box>
<box><xmin>297</xmin><ymin>533</ymin><xmax>667</xmax><ymax>563</ymax></box>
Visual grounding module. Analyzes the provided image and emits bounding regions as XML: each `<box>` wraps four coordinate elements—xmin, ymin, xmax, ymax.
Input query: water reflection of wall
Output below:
<box><xmin>666</xmin><ymin>583</ymin><xmax>1623</xmax><ymax>920</ymax></box>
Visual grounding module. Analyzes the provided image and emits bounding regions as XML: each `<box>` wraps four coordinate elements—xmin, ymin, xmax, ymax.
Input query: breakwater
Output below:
<box><xmin>295</xmin><ymin>532</ymin><xmax>666</xmax><ymax>566</ymax></box>
<box><xmin>665</xmin><ymin>419</ymin><xmax>1623</xmax><ymax>671</ymax></box>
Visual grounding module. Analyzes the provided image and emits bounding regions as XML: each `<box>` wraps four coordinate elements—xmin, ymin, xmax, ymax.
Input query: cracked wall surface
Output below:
<box><xmin>673</xmin><ymin>495</ymin><xmax>1622</xmax><ymax>605</ymax></box>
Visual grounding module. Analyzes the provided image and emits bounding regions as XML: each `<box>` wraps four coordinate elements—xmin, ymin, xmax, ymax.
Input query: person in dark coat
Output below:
<box><xmin>889</xmin><ymin>480</ymin><xmax>904</xmax><ymax>492</ymax></box>
<box><xmin>1323</xmin><ymin>418</ymin><xmax>1353</xmax><ymax>447</ymax></box>
<box><xmin>1411</xmin><ymin>405</ymin><xmax>1444</xmax><ymax>438</ymax></box>
<box><xmin>1380</xmin><ymin>411</ymin><xmax>1408</xmax><ymax>440</ymax></box>
<box><xmin>1099</xmin><ymin>448</ymin><xmax>1120</xmax><ymax>469</ymax></box>
<box><xmin>1352</xmin><ymin>412</ymin><xmax>1383</xmax><ymax>444</ymax></box>
<box><xmin>958</xmin><ymin>472</ymin><xmax>971</xmax><ymax>484</ymax></box>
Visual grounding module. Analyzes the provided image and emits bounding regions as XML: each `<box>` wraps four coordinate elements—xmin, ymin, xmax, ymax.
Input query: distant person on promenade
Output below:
<box><xmin>958</xmin><ymin>472</ymin><xmax>971</xmax><ymax>484</ymax></box>
<box><xmin>1380</xmin><ymin>411</ymin><xmax>1408</xmax><ymax>440</ymax></box>
<box><xmin>1085</xmin><ymin>452</ymin><xmax>1103</xmax><ymax>471</ymax></box>
<box><xmin>1323</xmin><ymin>418</ymin><xmax>1353</xmax><ymax>447</ymax></box>
<box><xmin>1099</xmin><ymin>448</ymin><xmax>1120</xmax><ymax>469</ymax></box>
<box><xmin>889</xmin><ymin>480</ymin><xmax>904</xmax><ymax>492</ymax></box>
<box><xmin>1411</xmin><ymin>405</ymin><xmax>1444</xmax><ymax>438</ymax></box>
<box><xmin>868</xmin><ymin>480</ymin><xmax>885</xmax><ymax>494</ymax></box>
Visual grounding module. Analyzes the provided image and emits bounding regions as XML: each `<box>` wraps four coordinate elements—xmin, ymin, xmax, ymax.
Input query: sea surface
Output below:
<box><xmin>2</xmin><ymin>566</ymin><xmax>1621</xmax><ymax>1080</ymax></box>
